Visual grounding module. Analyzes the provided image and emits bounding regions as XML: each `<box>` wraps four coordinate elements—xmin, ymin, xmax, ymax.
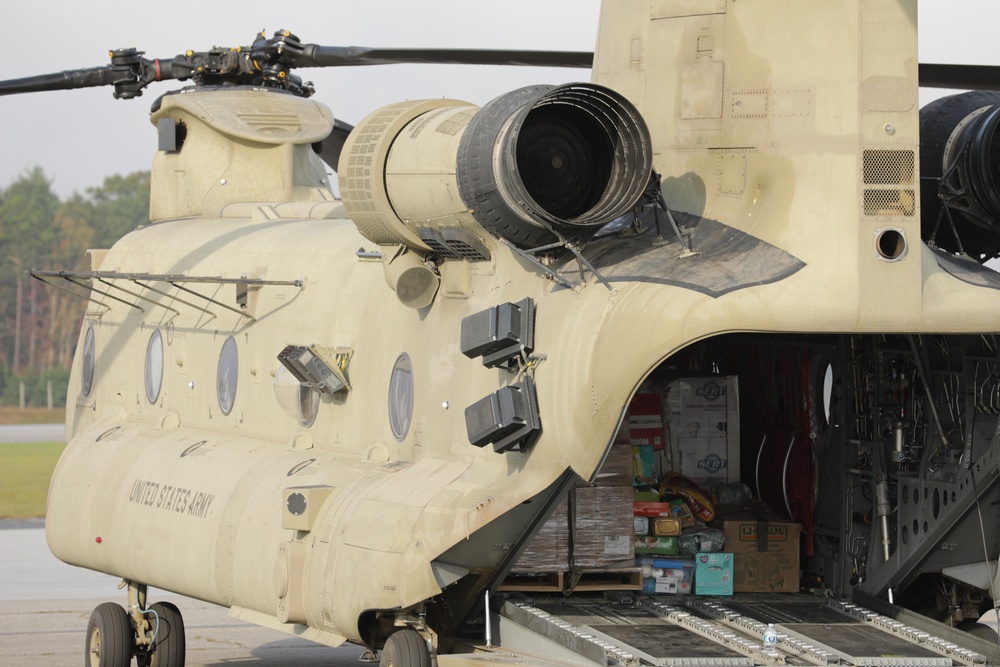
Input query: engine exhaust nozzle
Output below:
<box><xmin>457</xmin><ymin>83</ymin><xmax>652</xmax><ymax>248</ymax></box>
<box><xmin>339</xmin><ymin>83</ymin><xmax>651</xmax><ymax>254</ymax></box>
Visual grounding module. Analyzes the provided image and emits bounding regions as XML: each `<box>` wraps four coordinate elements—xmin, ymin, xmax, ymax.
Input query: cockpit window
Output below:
<box><xmin>144</xmin><ymin>329</ymin><xmax>163</xmax><ymax>404</ymax></box>
<box><xmin>217</xmin><ymin>336</ymin><xmax>238</xmax><ymax>416</ymax></box>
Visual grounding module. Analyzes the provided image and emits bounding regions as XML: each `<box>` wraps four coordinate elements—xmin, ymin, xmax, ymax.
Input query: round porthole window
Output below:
<box><xmin>81</xmin><ymin>325</ymin><xmax>95</xmax><ymax>397</ymax></box>
<box><xmin>388</xmin><ymin>353</ymin><xmax>414</xmax><ymax>441</ymax></box>
<box><xmin>217</xmin><ymin>336</ymin><xmax>238</xmax><ymax>416</ymax></box>
<box><xmin>144</xmin><ymin>329</ymin><xmax>163</xmax><ymax>404</ymax></box>
<box><xmin>273</xmin><ymin>365</ymin><xmax>320</xmax><ymax>427</ymax></box>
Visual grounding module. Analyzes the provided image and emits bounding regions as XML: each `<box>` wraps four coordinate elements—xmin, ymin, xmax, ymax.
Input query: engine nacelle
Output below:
<box><xmin>920</xmin><ymin>91</ymin><xmax>1000</xmax><ymax>261</ymax></box>
<box><xmin>338</xmin><ymin>83</ymin><xmax>652</xmax><ymax>256</ymax></box>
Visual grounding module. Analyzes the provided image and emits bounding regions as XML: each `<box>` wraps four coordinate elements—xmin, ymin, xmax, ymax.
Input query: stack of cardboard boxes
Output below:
<box><xmin>630</xmin><ymin>375</ymin><xmax>801</xmax><ymax>596</ymax></box>
<box><xmin>635</xmin><ymin>512</ymin><xmax>803</xmax><ymax>595</ymax></box>
<box><xmin>513</xmin><ymin>497</ymin><xmax>571</xmax><ymax>572</ymax></box>
<box><xmin>508</xmin><ymin>430</ymin><xmax>635</xmax><ymax>583</ymax></box>
<box><xmin>509</xmin><ymin>374</ymin><xmax>802</xmax><ymax>596</ymax></box>
<box><xmin>631</xmin><ymin>375</ymin><xmax>741</xmax><ymax>488</ymax></box>
<box><xmin>572</xmin><ymin>436</ymin><xmax>635</xmax><ymax>572</ymax></box>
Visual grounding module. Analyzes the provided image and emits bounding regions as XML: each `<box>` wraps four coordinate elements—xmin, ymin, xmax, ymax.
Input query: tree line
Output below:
<box><xmin>0</xmin><ymin>168</ymin><xmax>150</xmax><ymax>407</ymax></box>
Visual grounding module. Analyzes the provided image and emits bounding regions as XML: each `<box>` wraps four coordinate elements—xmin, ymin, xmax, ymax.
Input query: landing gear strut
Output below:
<box><xmin>142</xmin><ymin>601</ymin><xmax>186</xmax><ymax>666</ymax></box>
<box><xmin>85</xmin><ymin>581</ymin><xmax>186</xmax><ymax>667</ymax></box>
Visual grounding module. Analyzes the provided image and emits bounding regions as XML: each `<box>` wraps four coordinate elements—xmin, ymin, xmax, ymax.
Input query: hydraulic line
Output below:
<box><xmin>907</xmin><ymin>335</ymin><xmax>951</xmax><ymax>452</ymax></box>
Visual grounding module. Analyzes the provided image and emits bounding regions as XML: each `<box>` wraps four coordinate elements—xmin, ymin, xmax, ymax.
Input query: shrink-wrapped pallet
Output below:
<box><xmin>572</xmin><ymin>486</ymin><xmax>635</xmax><ymax>568</ymax></box>
<box><xmin>510</xmin><ymin>496</ymin><xmax>570</xmax><ymax>572</ymax></box>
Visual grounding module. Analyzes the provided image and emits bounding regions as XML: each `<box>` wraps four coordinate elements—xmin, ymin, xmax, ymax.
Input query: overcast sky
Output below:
<box><xmin>0</xmin><ymin>1</ymin><xmax>997</xmax><ymax>198</ymax></box>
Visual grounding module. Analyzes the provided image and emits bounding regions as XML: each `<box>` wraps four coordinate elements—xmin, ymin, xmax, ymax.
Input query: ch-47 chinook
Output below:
<box><xmin>4</xmin><ymin>1</ymin><xmax>1000</xmax><ymax>666</ymax></box>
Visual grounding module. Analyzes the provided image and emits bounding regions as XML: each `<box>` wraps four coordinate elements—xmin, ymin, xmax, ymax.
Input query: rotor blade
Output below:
<box><xmin>0</xmin><ymin>66</ymin><xmax>121</xmax><ymax>96</ymax></box>
<box><xmin>920</xmin><ymin>63</ymin><xmax>1000</xmax><ymax>91</ymax></box>
<box><xmin>297</xmin><ymin>45</ymin><xmax>593</xmax><ymax>69</ymax></box>
<box><xmin>0</xmin><ymin>58</ymin><xmax>185</xmax><ymax>97</ymax></box>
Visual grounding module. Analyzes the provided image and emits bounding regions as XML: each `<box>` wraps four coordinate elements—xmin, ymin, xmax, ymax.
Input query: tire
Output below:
<box><xmin>379</xmin><ymin>629</ymin><xmax>430</xmax><ymax>667</ymax></box>
<box><xmin>147</xmin><ymin>601</ymin><xmax>186</xmax><ymax>667</ymax></box>
<box><xmin>86</xmin><ymin>602</ymin><xmax>133</xmax><ymax>667</ymax></box>
<box><xmin>957</xmin><ymin>619</ymin><xmax>1000</xmax><ymax>643</ymax></box>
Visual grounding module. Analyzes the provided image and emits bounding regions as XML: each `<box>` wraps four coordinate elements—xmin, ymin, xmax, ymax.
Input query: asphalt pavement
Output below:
<box><xmin>0</xmin><ymin>423</ymin><xmax>65</xmax><ymax>443</ymax></box>
<box><xmin>0</xmin><ymin>521</ymin><xmax>366</xmax><ymax>666</ymax></box>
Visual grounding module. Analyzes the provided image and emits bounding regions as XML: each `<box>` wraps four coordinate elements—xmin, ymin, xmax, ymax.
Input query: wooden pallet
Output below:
<box><xmin>500</xmin><ymin>570</ymin><xmax>564</xmax><ymax>592</ymax></box>
<box><xmin>500</xmin><ymin>568</ymin><xmax>642</xmax><ymax>593</ymax></box>
<box><xmin>570</xmin><ymin>568</ymin><xmax>643</xmax><ymax>592</ymax></box>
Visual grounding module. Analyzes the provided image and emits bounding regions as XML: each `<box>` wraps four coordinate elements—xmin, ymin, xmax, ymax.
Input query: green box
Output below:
<box><xmin>694</xmin><ymin>552</ymin><xmax>733</xmax><ymax>595</ymax></box>
<box><xmin>635</xmin><ymin>536</ymin><xmax>680</xmax><ymax>556</ymax></box>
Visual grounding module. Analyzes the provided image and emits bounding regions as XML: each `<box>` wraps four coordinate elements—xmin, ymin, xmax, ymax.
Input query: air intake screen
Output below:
<box><xmin>863</xmin><ymin>149</ymin><xmax>915</xmax><ymax>217</ymax></box>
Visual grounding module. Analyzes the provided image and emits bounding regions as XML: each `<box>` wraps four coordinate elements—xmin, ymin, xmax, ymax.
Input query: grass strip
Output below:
<box><xmin>0</xmin><ymin>442</ymin><xmax>65</xmax><ymax>518</ymax></box>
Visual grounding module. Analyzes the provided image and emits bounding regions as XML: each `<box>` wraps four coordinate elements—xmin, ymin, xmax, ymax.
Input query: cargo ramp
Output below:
<box><xmin>467</xmin><ymin>593</ymin><xmax>999</xmax><ymax>667</ymax></box>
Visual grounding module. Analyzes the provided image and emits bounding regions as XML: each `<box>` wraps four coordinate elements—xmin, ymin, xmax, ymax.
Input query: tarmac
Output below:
<box><xmin>0</xmin><ymin>521</ymin><xmax>366</xmax><ymax>666</ymax></box>
<box><xmin>0</xmin><ymin>423</ymin><xmax>65</xmax><ymax>444</ymax></box>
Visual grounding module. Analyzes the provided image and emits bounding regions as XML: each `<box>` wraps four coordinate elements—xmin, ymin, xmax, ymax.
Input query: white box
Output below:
<box><xmin>678</xmin><ymin>438</ymin><xmax>731</xmax><ymax>481</ymax></box>
<box><xmin>664</xmin><ymin>376</ymin><xmax>740</xmax><ymax>484</ymax></box>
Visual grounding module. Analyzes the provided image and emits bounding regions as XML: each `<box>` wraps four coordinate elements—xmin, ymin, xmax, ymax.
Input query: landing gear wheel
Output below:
<box><xmin>957</xmin><ymin>619</ymin><xmax>1000</xmax><ymax>643</ymax></box>
<box><xmin>86</xmin><ymin>602</ymin><xmax>133</xmax><ymax>667</ymax></box>
<box><xmin>379</xmin><ymin>629</ymin><xmax>430</xmax><ymax>667</ymax></box>
<box><xmin>147</xmin><ymin>601</ymin><xmax>186</xmax><ymax>667</ymax></box>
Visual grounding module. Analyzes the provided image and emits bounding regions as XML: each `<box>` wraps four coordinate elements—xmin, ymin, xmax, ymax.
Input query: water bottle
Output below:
<box><xmin>763</xmin><ymin>623</ymin><xmax>778</xmax><ymax>645</ymax></box>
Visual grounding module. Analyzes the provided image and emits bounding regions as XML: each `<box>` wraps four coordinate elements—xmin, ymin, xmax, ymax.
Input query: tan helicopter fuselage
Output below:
<box><xmin>45</xmin><ymin>0</ymin><xmax>1000</xmax><ymax>651</ymax></box>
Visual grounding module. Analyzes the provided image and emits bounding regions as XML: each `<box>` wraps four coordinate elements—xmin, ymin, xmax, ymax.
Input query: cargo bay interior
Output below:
<box><xmin>496</xmin><ymin>332</ymin><xmax>1000</xmax><ymax>663</ymax></box>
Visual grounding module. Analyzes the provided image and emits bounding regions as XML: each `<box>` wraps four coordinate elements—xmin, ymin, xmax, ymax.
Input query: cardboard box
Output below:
<box><xmin>583</xmin><ymin>444</ymin><xmax>633</xmax><ymax>487</ymax></box>
<box><xmin>694</xmin><ymin>552</ymin><xmax>734</xmax><ymax>595</ymax></box>
<box><xmin>663</xmin><ymin>376</ymin><xmax>740</xmax><ymax>484</ymax></box>
<box><xmin>633</xmin><ymin>501</ymin><xmax>673</xmax><ymax>518</ymax></box>
<box><xmin>632</xmin><ymin>445</ymin><xmax>657</xmax><ymax>482</ymax></box>
<box><xmin>678</xmin><ymin>437</ymin><xmax>731</xmax><ymax>481</ymax></box>
<box><xmin>573</xmin><ymin>486</ymin><xmax>635</xmax><ymax>568</ymax></box>
<box><xmin>511</xmin><ymin>496</ymin><xmax>570</xmax><ymax>572</ymax></box>
<box><xmin>672</xmin><ymin>378</ymin><xmax>731</xmax><ymax>412</ymax></box>
<box><xmin>718</xmin><ymin>513</ymin><xmax>801</xmax><ymax>593</ymax></box>
<box><xmin>629</xmin><ymin>392</ymin><xmax>665</xmax><ymax>450</ymax></box>
<box><xmin>635</xmin><ymin>536</ymin><xmax>680</xmax><ymax>556</ymax></box>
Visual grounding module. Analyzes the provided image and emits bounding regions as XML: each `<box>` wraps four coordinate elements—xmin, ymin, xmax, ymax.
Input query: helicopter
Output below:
<box><xmin>2</xmin><ymin>1</ymin><xmax>1000</xmax><ymax>666</ymax></box>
